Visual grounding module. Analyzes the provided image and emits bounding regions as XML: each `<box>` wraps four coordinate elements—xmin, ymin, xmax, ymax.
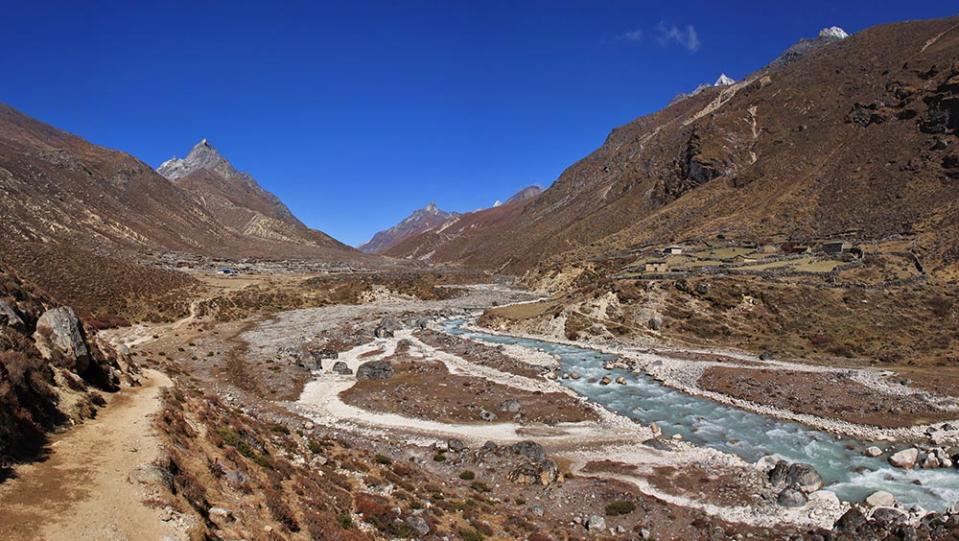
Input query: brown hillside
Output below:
<box><xmin>0</xmin><ymin>105</ymin><xmax>370</xmax><ymax>262</ymax></box>
<box><xmin>390</xmin><ymin>17</ymin><xmax>959</xmax><ymax>276</ymax></box>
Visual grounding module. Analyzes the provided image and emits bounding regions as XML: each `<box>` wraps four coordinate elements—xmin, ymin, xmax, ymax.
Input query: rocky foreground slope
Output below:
<box><xmin>390</xmin><ymin>18</ymin><xmax>959</xmax><ymax>277</ymax></box>
<box><xmin>0</xmin><ymin>263</ymin><xmax>138</xmax><ymax>472</ymax></box>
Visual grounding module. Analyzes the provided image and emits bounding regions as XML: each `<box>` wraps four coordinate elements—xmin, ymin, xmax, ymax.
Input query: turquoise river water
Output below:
<box><xmin>443</xmin><ymin>318</ymin><xmax>959</xmax><ymax>511</ymax></box>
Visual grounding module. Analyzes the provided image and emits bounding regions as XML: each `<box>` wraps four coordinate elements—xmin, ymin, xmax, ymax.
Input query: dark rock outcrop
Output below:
<box><xmin>356</xmin><ymin>360</ymin><xmax>394</xmax><ymax>380</ymax></box>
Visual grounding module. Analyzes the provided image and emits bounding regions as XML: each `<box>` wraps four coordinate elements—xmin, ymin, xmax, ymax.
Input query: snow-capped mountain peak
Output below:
<box><xmin>157</xmin><ymin>138</ymin><xmax>240</xmax><ymax>181</ymax></box>
<box><xmin>819</xmin><ymin>26</ymin><xmax>849</xmax><ymax>40</ymax></box>
<box><xmin>714</xmin><ymin>73</ymin><xmax>736</xmax><ymax>86</ymax></box>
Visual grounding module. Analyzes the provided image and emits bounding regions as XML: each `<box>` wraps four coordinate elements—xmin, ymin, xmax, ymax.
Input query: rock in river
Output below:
<box><xmin>889</xmin><ymin>448</ymin><xmax>920</xmax><ymax>469</ymax></box>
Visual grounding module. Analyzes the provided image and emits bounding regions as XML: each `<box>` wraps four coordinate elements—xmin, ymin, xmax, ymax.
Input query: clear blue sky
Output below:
<box><xmin>2</xmin><ymin>1</ymin><xmax>955</xmax><ymax>246</ymax></box>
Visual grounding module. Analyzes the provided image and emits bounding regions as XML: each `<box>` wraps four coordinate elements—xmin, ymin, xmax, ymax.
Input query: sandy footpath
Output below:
<box><xmin>0</xmin><ymin>370</ymin><xmax>184</xmax><ymax>541</ymax></box>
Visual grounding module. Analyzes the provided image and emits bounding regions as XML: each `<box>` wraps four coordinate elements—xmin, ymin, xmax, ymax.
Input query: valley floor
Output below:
<box><xmin>5</xmin><ymin>276</ymin><xmax>959</xmax><ymax>540</ymax></box>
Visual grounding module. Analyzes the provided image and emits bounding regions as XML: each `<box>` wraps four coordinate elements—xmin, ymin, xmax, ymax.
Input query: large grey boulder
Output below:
<box><xmin>356</xmin><ymin>360</ymin><xmax>393</xmax><ymax>380</ymax></box>
<box><xmin>498</xmin><ymin>399</ymin><xmax>521</xmax><ymax>413</ymax></box>
<box><xmin>34</xmin><ymin>306</ymin><xmax>90</xmax><ymax>371</ymax></box>
<box><xmin>331</xmin><ymin>361</ymin><xmax>353</xmax><ymax>375</ymax></box>
<box><xmin>0</xmin><ymin>300</ymin><xmax>24</xmax><ymax>328</ymax></box>
<box><xmin>768</xmin><ymin>461</ymin><xmax>823</xmax><ymax>493</ymax></box>
<box><xmin>778</xmin><ymin>485</ymin><xmax>808</xmax><ymax>508</ymax></box>
<box><xmin>510</xmin><ymin>440</ymin><xmax>546</xmax><ymax>463</ymax></box>
<box><xmin>834</xmin><ymin>508</ymin><xmax>867</xmax><ymax>532</ymax></box>
<box><xmin>405</xmin><ymin>515</ymin><xmax>430</xmax><ymax>537</ymax></box>
<box><xmin>786</xmin><ymin>463</ymin><xmax>824</xmax><ymax>493</ymax></box>
<box><xmin>889</xmin><ymin>448</ymin><xmax>920</xmax><ymax>469</ymax></box>
<box><xmin>865</xmin><ymin>490</ymin><xmax>896</xmax><ymax>508</ymax></box>
<box><xmin>586</xmin><ymin>514</ymin><xmax>606</xmax><ymax>531</ymax></box>
<box><xmin>374</xmin><ymin>316</ymin><xmax>399</xmax><ymax>338</ymax></box>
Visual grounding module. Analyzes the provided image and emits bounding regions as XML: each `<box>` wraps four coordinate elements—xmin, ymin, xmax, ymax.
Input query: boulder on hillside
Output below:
<box><xmin>356</xmin><ymin>360</ymin><xmax>393</xmax><ymax>380</ymax></box>
<box><xmin>0</xmin><ymin>300</ymin><xmax>24</xmax><ymax>328</ymax></box>
<box><xmin>586</xmin><ymin>515</ymin><xmax>606</xmax><ymax>531</ymax></box>
<box><xmin>510</xmin><ymin>440</ymin><xmax>546</xmax><ymax>463</ymax></box>
<box><xmin>405</xmin><ymin>515</ymin><xmax>430</xmax><ymax>537</ymax></box>
<box><xmin>33</xmin><ymin>306</ymin><xmax>90</xmax><ymax>371</ymax></box>
<box><xmin>508</xmin><ymin>459</ymin><xmax>561</xmax><ymax>486</ymax></box>
<box><xmin>498</xmin><ymin>399</ymin><xmax>521</xmax><ymax>413</ymax></box>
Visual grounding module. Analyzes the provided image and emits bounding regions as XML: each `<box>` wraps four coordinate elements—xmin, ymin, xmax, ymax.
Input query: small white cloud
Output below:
<box><xmin>617</xmin><ymin>29</ymin><xmax>644</xmax><ymax>42</ymax></box>
<box><xmin>656</xmin><ymin>22</ymin><xmax>700</xmax><ymax>52</ymax></box>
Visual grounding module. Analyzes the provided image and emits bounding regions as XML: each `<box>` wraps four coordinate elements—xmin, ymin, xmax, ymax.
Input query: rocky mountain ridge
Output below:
<box><xmin>385</xmin><ymin>17</ymin><xmax>959</xmax><ymax>277</ymax></box>
<box><xmin>359</xmin><ymin>202</ymin><xmax>459</xmax><ymax>254</ymax></box>
<box><xmin>159</xmin><ymin>139</ymin><xmax>349</xmax><ymax>251</ymax></box>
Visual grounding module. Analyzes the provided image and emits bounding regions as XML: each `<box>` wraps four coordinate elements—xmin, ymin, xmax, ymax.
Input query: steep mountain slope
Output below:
<box><xmin>0</xmin><ymin>106</ymin><xmax>363</xmax><ymax>261</ymax></box>
<box><xmin>0</xmin><ymin>105</ymin><xmax>233</xmax><ymax>254</ymax></box>
<box><xmin>505</xmin><ymin>185</ymin><xmax>543</xmax><ymax>204</ymax></box>
<box><xmin>159</xmin><ymin>139</ymin><xmax>351</xmax><ymax>251</ymax></box>
<box><xmin>358</xmin><ymin>202</ymin><xmax>458</xmax><ymax>254</ymax></box>
<box><xmin>390</xmin><ymin>18</ymin><xmax>959</xmax><ymax>275</ymax></box>
<box><xmin>0</xmin><ymin>106</ymin><xmax>383</xmax><ymax>319</ymax></box>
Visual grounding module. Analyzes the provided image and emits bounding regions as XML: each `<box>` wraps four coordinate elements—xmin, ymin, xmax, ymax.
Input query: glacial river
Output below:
<box><xmin>443</xmin><ymin>319</ymin><xmax>959</xmax><ymax>511</ymax></box>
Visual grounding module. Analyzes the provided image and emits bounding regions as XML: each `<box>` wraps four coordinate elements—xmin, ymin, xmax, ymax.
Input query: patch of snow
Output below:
<box><xmin>714</xmin><ymin>73</ymin><xmax>736</xmax><ymax>86</ymax></box>
<box><xmin>819</xmin><ymin>26</ymin><xmax>849</xmax><ymax>40</ymax></box>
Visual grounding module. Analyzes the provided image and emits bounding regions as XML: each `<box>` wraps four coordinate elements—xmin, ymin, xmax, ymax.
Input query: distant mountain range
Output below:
<box><xmin>359</xmin><ymin>203</ymin><xmax>459</xmax><ymax>254</ymax></box>
<box><xmin>361</xmin><ymin>186</ymin><xmax>542</xmax><ymax>256</ymax></box>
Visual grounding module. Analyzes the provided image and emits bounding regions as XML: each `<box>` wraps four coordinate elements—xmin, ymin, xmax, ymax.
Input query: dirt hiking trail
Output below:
<box><xmin>0</xmin><ymin>369</ymin><xmax>181</xmax><ymax>541</ymax></box>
